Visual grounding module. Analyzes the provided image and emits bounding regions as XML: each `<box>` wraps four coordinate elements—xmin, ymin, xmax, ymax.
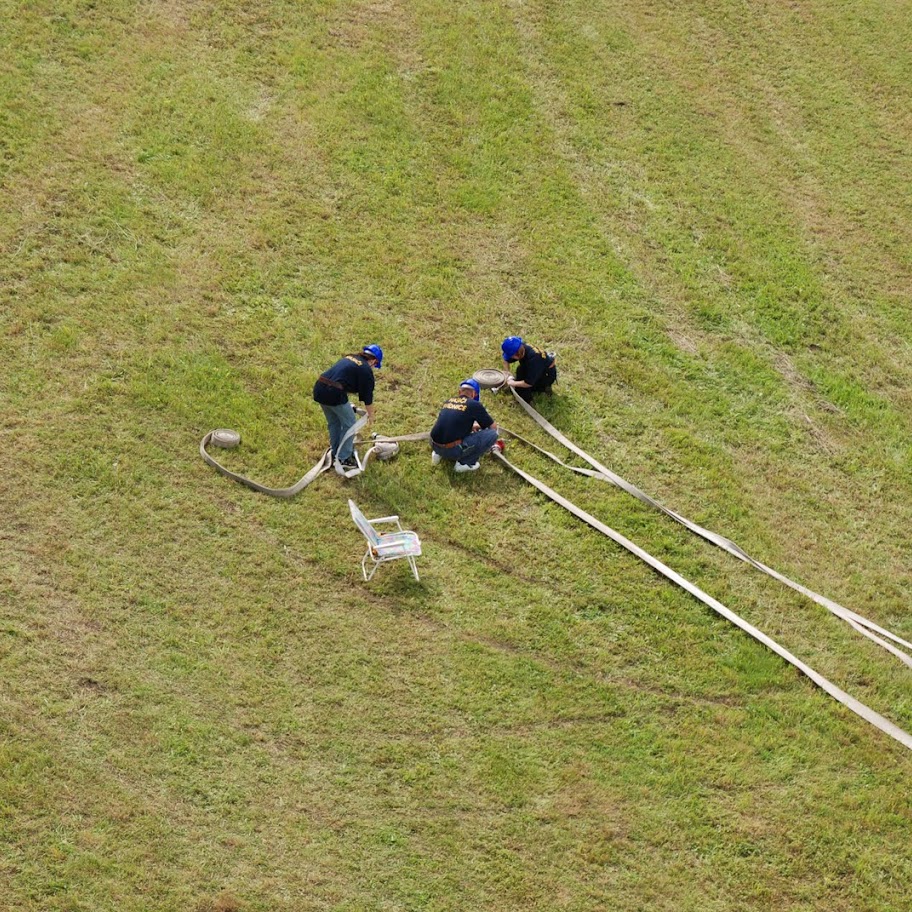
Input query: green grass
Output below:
<box><xmin>3</xmin><ymin>1</ymin><xmax>912</xmax><ymax>909</ymax></box>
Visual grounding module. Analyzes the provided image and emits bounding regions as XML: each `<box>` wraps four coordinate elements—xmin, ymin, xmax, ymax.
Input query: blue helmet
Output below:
<box><xmin>363</xmin><ymin>344</ymin><xmax>383</xmax><ymax>368</ymax></box>
<box><xmin>501</xmin><ymin>336</ymin><xmax>523</xmax><ymax>361</ymax></box>
<box><xmin>459</xmin><ymin>378</ymin><xmax>481</xmax><ymax>399</ymax></box>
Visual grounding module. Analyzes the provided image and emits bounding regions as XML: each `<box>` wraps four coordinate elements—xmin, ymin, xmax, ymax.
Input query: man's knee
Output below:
<box><xmin>465</xmin><ymin>428</ymin><xmax>498</xmax><ymax>454</ymax></box>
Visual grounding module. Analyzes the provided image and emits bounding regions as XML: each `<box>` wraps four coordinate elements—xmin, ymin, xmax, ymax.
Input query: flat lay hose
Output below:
<box><xmin>201</xmin><ymin>372</ymin><xmax>912</xmax><ymax>749</ymax></box>
<box><xmin>501</xmin><ymin>385</ymin><xmax>912</xmax><ymax>669</ymax></box>
<box><xmin>200</xmin><ymin>416</ymin><xmax>429</xmax><ymax>496</ymax></box>
<box><xmin>477</xmin><ymin>370</ymin><xmax>912</xmax><ymax>749</ymax></box>
<box><xmin>492</xmin><ymin>447</ymin><xmax>912</xmax><ymax>752</ymax></box>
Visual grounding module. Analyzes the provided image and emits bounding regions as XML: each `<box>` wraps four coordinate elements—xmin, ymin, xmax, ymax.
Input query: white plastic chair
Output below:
<box><xmin>348</xmin><ymin>500</ymin><xmax>422</xmax><ymax>581</ymax></box>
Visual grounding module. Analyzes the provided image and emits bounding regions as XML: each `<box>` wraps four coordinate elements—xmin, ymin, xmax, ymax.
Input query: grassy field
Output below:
<box><xmin>3</xmin><ymin>1</ymin><xmax>912</xmax><ymax>909</ymax></box>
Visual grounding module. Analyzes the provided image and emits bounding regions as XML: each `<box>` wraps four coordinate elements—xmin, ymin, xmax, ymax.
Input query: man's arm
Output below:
<box><xmin>518</xmin><ymin>350</ymin><xmax>546</xmax><ymax>388</ymax></box>
<box><xmin>471</xmin><ymin>401</ymin><xmax>496</xmax><ymax>429</ymax></box>
<box><xmin>357</xmin><ymin>363</ymin><xmax>376</xmax><ymax>421</ymax></box>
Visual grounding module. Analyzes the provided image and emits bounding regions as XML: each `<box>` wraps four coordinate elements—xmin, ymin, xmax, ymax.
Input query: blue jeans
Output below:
<box><xmin>320</xmin><ymin>402</ymin><xmax>358</xmax><ymax>461</ymax></box>
<box><xmin>432</xmin><ymin>427</ymin><xmax>499</xmax><ymax>466</ymax></box>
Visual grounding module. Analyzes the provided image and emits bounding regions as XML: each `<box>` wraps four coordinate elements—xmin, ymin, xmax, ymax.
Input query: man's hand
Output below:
<box><xmin>365</xmin><ymin>404</ymin><xmax>375</xmax><ymax>422</ymax></box>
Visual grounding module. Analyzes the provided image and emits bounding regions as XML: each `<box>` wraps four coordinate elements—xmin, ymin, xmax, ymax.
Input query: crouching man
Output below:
<box><xmin>430</xmin><ymin>379</ymin><xmax>501</xmax><ymax>474</ymax></box>
<box><xmin>501</xmin><ymin>335</ymin><xmax>557</xmax><ymax>402</ymax></box>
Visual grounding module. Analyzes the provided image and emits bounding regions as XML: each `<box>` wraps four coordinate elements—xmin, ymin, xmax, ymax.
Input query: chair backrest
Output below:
<box><xmin>349</xmin><ymin>499</ymin><xmax>381</xmax><ymax>546</ymax></box>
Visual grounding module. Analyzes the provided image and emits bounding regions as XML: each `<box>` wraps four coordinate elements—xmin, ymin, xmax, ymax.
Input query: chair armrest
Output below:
<box><xmin>368</xmin><ymin>516</ymin><xmax>405</xmax><ymax>532</ymax></box>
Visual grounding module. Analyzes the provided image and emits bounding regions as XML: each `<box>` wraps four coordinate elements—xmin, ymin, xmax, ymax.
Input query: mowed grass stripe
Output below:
<box><xmin>3</xmin><ymin>1</ymin><xmax>912</xmax><ymax>910</ymax></box>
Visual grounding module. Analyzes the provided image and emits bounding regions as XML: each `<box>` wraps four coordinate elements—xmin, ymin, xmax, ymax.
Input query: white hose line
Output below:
<box><xmin>493</xmin><ymin>450</ymin><xmax>912</xmax><ymax>752</ymax></box>
<box><xmin>200</xmin><ymin>433</ymin><xmax>338</xmax><ymax>497</ymax></box>
<box><xmin>508</xmin><ymin>389</ymin><xmax>912</xmax><ymax>664</ymax></box>
<box><xmin>200</xmin><ymin>416</ymin><xmax>431</xmax><ymax>497</ymax></box>
<box><xmin>198</xmin><ymin>392</ymin><xmax>911</xmax><ymax>747</ymax></box>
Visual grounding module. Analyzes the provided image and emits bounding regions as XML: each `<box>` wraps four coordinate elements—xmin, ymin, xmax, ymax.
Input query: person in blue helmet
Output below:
<box><xmin>313</xmin><ymin>344</ymin><xmax>383</xmax><ymax>470</ymax></box>
<box><xmin>501</xmin><ymin>336</ymin><xmax>557</xmax><ymax>402</ymax></box>
<box><xmin>430</xmin><ymin>379</ymin><xmax>501</xmax><ymax>473</ymax></box>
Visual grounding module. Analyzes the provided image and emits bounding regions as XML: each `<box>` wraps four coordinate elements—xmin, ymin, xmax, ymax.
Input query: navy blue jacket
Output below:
<box><xmin>510</xmin><ymin>343</ymin><xmax>556</xmax><ymax>388</ymax></box>
<box><xmin>431</xmin><ymin>396</ymin><xmax>494</xmax><ymax>445</ymax></box>
<box><xmin>313</xmin><ymin>354</ymin><xmax>375</xmax><ymax>406</ymax></box>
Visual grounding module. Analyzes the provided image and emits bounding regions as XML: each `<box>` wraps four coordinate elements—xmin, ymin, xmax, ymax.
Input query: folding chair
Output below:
<box><xmin>348</xmin><ymin>500</ymin><xmax>422</xmax><ymax>581</ymax></box>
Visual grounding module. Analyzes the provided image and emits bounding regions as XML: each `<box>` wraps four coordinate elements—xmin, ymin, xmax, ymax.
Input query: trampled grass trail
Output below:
<box><xmin>2</xmin><ymin>2</ymin><xmax>912</xmax><ymax>910</ymax></box>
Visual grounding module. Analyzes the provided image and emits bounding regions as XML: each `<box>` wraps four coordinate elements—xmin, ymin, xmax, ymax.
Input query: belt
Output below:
<box><xmin>431</xmin><ymin>438</ymin><xmax>463</xmax><ymax>449</ymax></box>
<box><xmin>317</xmin><ymin>375</ymin><xmax>347</xmax><ymax>391</ymax></box>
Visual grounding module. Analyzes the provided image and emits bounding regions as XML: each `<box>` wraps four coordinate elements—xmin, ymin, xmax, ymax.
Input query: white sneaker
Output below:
<box><xmin>431</xmin><ymin>451</ymin><xmax>442</xmax><ymax>466</ymax></box>
<box><xmin>454</xmin><ymin>461</ymin><xmax>480</xmax><ymax>473</ymax></box>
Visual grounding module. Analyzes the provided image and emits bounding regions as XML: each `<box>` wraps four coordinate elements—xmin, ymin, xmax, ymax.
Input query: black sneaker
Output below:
<box><xmin>339</xmin><ymin>456</ymin><xmax>358</xmax><ymax>469</ymax></box>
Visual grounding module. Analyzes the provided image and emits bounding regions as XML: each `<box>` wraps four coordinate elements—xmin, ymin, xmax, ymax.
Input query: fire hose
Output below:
<box><xmin>200</xmin><ymin>375</ymin><xmax>912</xmax><ymax>750</ymax></box>
<box><xmin>492</xmin><ymin>380</ymin><xmax>912</xmax><ymax>671</ymax></box>
<box><xmin>200</xmin><ymin>411</ymin><xmax>429</xmax><ymax>496</ymax></box>
<box><xmin>473</xmin><ymin>373</ymin><xmax>912</xmax><ymax>751</ymax></box>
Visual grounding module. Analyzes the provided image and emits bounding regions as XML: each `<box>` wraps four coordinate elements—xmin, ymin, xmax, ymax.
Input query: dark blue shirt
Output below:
<box><xmin>313</xmin><ymin>354</ymin><xmax>375</xmax><ymax>406</ymax></box>
<box><xmin>510</xmin><ymin>343</ymin><xmax>554</xmax><ymax>388</ymax></box>
<box><xmin>431</xmin><ymin>395</ymin><xmax>494</xmax><ymax>445</ymax></box>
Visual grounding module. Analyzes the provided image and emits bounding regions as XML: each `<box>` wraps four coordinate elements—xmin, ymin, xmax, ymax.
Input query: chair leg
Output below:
<box><xmin>360</xmin><ymin>550</ymin><xmax>418</xmax><ymax>582</ymax></box>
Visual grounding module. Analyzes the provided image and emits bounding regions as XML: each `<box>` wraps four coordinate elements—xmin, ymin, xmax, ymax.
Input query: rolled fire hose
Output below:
<box><xmin>473</xmin><ymin>369</ymin><xmax>912</xmax><ymax>670</ymax></box>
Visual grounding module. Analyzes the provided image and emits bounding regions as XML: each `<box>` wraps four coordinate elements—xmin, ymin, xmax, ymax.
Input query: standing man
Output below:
<box><xmin>313</xmin><ymin>344</ymin><xmax>383</xmax><ymax>470</ymax></box>
<box><xmin>501</xmin><ymin>336</ymin><xmax>557</xmax><ymax>402</ymax></box>
<box><xmin>430</xmin><ymin>379</ymin><xmax>501</xmax><ymax>474</ymax></box>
